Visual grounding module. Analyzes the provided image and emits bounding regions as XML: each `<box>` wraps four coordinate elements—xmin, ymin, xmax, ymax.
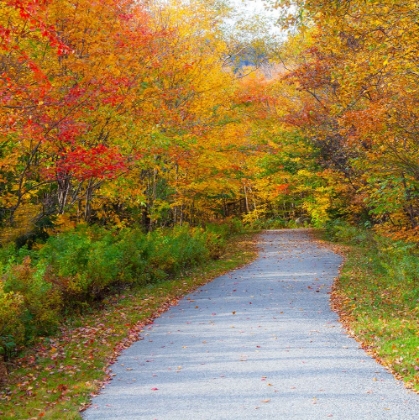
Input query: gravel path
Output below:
<box><xmin>83</xmin><ymin>230</ymin><xmax>419</xmax><ymax>419</ymax></box>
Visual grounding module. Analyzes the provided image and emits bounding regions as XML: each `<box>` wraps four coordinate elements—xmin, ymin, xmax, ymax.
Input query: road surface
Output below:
<box><xmin>84</xmin><ymin>230</ymin><xmax>419</xmax><ymax>419</ymax></box>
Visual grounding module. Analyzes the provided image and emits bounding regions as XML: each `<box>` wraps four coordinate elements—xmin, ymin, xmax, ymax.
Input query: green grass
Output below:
<box><xmin>0</xmin><ymin>232</ymin><xmax>258</xmax><ymax>419</ymax></box>
<box><xmin>319</xmin><ymin>225</ymin><xmax>419</xmax><ymax>393</ymax></box>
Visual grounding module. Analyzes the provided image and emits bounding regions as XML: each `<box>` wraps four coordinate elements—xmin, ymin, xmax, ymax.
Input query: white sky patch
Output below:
<box><xmin>229</xmin><ymin>0</ymin><xmax>278</xmax><ymax>20</ymax></box>
<box><xmin>227</xmin><ymin>0</ymin><xmax>283</xmax><ymax>37</ymax></box>
<box><xmin>232</xmin><ymin>0</ymin><xmax>271</xmax><ymax>14</ymax></box>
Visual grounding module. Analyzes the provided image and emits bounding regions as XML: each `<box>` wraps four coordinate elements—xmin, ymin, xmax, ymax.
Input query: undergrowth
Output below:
<box><xmin>0</xmin><ymin>221</ymin><xmax>242</xmax><ymax>360</ymax></box>
<box><xmin>0</xmin><ymin>229</ymin><xmax>257</xmax><ymax>419</ymax></box>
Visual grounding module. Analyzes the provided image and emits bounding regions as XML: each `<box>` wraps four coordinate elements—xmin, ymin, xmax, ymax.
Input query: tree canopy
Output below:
<box><xmin>1</xmin><ymin>0</ymin><xmax>418</xmax><ymax>242</ymax></box>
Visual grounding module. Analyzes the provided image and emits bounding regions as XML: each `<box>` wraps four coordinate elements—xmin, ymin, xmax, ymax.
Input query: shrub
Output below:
<box><xmin>147</xmin><ymin>226</ymin><xmax>210</xmax><ymax>277</ymax></box>
<box><xmin>39</xmin><ymin>228</ymin><xmax>98</xmax><ymax>302</ymax></box>
<box><xmin>197</xmin><ymin>226</ymin><xmax>226</xmax><ymax>260</ymax></box>
<box><xmin>116</xmin><ymin>229</ymin><xmax>149</xmax><ymax>285</ymax></box>
<box><xmin>374</xmin><ymin>237</ymin><xmax>419</xmax><ymax>289</ymax></box>
<box><xmin>324</xmin><ymin>219</ymin><xmax>370</xmax><ymax>244</ymax></box>
<box><xmin>3</xmin><ymin>257</ymin><xmax>62</xmax><ymax>340</ymax></box>
<box><xmin>39</xmin><ymin>229</ymin><xmax>91</xmax><ymax>279</ymax></box>
<box><xmin>0</xmin><ymin>221</ymin><xmax>238</xmax><ymax>354</ymax></box>
<box><xmin>328</xmin><ymin>221</ymin><xmax>419</xmax><ymax>300</ymax></box>
<box><xmin>0</xmin><ymin>284</ymin><xmax>24</xmax><ymax>358</ymax></box>
<box><xmin>0</xmin><ymin>243</ymin><xmax>18</xmax><ymax>272</ymax></box>
<box><xmin>85</xmin><ymin>238</ymin><xmax>124</xmax><ymax>297</ymax></box>
<box><xmin>225</xmin><ymin>217</ymin><xmax>245</xmax><ymax>234</ymax></box>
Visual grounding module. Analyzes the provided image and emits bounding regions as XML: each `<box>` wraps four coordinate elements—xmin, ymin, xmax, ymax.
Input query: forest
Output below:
<box><xmin>2</xmin><ymin>0</ymin><xmax>418</xmax><ymax>239</ymax></box>
<box><xmin>1</xmin><ymin>0</ymin><xmax>419</xmax><ymax>416</ymax></box>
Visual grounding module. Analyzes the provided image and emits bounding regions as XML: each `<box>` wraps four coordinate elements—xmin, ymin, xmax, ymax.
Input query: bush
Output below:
<box><xmin>147</xmin><ymin>226</ymin><xmax>210</xmax><ymax>277</ymax></box>
<box><xmin>0</xmin><ymin>243</ymin><xmax>18</xmax><ymax>272</ymax></box>
<box><xmin>85</xmin><ymin>238</ymin><xmax>124</xmax><ymax>297</ymax></box>
<box><xmin>197</xmin><ymin>225</ymin><xmax>226</xmax><ymax>259</ymax></box>
<box><xmin>225</xmin><ymin>217</ymin><xmax>245</xmax><ymax>235</ymax></box>
<box><xmin>0</xmin><ymin>284</ymin><xmax>24</xmax><ymax>358</ymax></box>
<box><xmin>116</xmin><ymin>229</ymin><xmax>149</xmax><ymax>285</ymax></box>
<box><xmin>251</xmin><ymin>218</ymin><xmax>289</xmax><ymax>230</ymax></box>
<box><xmin>324</xmin><ymin>219</ymin><xmax>370</xmax><ymax>244</ymax></box>
<box><xmin>374</xmin><ymin>237</ymin><xmax>419</xmax><ymax>290</ymax></box>
<box><xmin>3</xmin><ymin>257</ymin><xmax>62</xmax><ymax>340</ymax></box>
<box><xmin>0</xmin><ymin>221</ymin><xmax>236</xmax><ymax>354</ymax></box>
<box><xmin>38</xmin><ymin>229</ymin><xmax>92</xmax><ymax>302</ymax></box>
<box><xmin>332</xmin><ymin>225</ymin><xmax>419</xmax><ymax>390</ymax></box>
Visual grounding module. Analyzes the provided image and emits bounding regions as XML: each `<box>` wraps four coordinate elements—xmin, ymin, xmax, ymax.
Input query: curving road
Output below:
<box><xmin>84</xmin><ymin>230</ymin><xmax>419</xmax><ymax>419</ymax></box>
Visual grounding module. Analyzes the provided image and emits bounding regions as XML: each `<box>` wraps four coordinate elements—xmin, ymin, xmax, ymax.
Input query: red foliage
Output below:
<box><xmin>55</xmin><ymin>144</ymin><xmax>127</xmax><ymax>181</ymax></box>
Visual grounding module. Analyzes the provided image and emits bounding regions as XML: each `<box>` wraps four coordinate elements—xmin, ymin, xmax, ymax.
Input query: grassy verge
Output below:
<box><xmin>0</xmin><ymin>232</ymin><xmax>258</xmax><ymax>419</ymax></box>
<box><xmin>316</xmin><ymin>225</ymin><xmax>419</xmax><ymax>393</ymax></box>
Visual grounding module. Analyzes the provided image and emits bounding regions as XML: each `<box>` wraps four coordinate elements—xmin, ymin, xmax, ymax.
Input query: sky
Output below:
<box><xmin>228</xmin><ymin>0</ymin><xmax>282</xmax><ymax>36</ymax></box>
<box><xmin>230</xmin><ymin>0</ymin><xmax>276</xmax><ymax>18</ymax></box>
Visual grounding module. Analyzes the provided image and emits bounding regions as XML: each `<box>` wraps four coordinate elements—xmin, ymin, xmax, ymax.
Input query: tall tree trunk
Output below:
<box><xmin>84</xmin><ymin>179</ymin><xmax>100</xmax><ymax>223</ymax></box>
<box><xmin>57</xmin><ymin>173</ymin><xmax>71</xmax><ymax>214</ymax></box>
<box><xmin>401</xmin><ymin>172</ymin><xmax>418</xmax><ymax>228</ymax></box>
<box><xmin>243</xmin><ymin>185</ymin><xmax>250</xmax><ymax>213</ymax></box>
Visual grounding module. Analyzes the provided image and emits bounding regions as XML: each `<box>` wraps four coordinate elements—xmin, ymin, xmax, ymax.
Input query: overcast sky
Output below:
<box><xmin>231</xmin><ymin>0</ymin><xmax>275</xmax><ymax>17</ymax></box>
<box><xmin>228</xmin><ymin>0</ymin><xmax>282</xmax><ymax>37</ymax></box>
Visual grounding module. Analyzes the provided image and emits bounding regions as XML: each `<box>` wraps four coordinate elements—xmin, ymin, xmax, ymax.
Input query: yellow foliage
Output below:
<box><xmin>0</xmin><ymin>283</ymin><xmax>25</xmax><ymax>346</ymax></box>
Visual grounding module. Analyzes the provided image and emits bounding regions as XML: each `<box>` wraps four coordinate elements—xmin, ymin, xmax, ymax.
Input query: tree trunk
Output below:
<box><xmin>243</xmin><ymin>185</ymin><xmax>250</xmax><ymax>213</ymax></box>
<box><xmin>0</xmin><ymin>355</ymin><xmax>7</xmax><ymax>384</ymax></box>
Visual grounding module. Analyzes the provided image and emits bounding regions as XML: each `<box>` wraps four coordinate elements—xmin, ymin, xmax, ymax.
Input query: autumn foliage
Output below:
<box><xmin>0</xmin><ymin>0</ymin><xmax>279</xmax><ymax>356</ymax></box>
<box><xmin>2</xmin><ymin>0</ymin><xmax>418</xmax><ymax>240</ymax></box>
<box><xmin>267</xmin><ymin>0</ymin><xmax>419</xmax><ymax>241</ymax></box>
<box><xmin>0</xmin><ymin>0</ymin><xmax>269</xmax><ymax>239</ymax></box>
<box><xmin>2</xmin><ymin>0</ymin><xmax>419</xmax><ymax>365</ymax></box>
<box><xmin>2</xmin><ymin>1</ymin><xmax>419</xmax><ymax>414</ymax></box>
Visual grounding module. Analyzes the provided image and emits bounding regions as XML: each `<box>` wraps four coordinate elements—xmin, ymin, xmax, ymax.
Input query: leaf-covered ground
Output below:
<box><xmin>0</xmin><ymin>233</ymin><xmax>257</xmax><ymax>420</ymax></box>
<box><xmin>314</xmin><ymin>231</ymin><xmax>419</xmax><ymax>394</ymax></box>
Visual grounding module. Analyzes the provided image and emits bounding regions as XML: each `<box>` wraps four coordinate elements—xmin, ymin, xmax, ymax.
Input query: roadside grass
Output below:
<box><xmin>0</xmin><ymin>232</ymin><xmax>258</xmax><ymax>420</ymax></box>
<box><xmin>318</xmin><ymin>225</ymin><xmax>419</xmax><ymax>393</ymax></box>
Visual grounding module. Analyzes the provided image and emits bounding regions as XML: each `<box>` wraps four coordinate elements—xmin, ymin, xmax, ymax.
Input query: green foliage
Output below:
<box><xmin>225</xmin><ymin>217</ymin><xmax>245</xmax><ymax>235</ymax></box>
<box><xmin>0</xmin><ymin>335</ymin><xmax>18</xmax><ymax>360</ymax></box>
<box><xmin>244</xmin><ymin>217</ymin><xmax>287</xmax><ymax>230</ymax></box>
<box><xmin>39</xmin><ymin>229</ymin><xmax>92</xmax><ymax>299</ymax></box>
<box><xmin>324</xmin><ymin>220</ymin><xmax>370</xmax><ymax>244</ymax></box>
<box><xmin>146</xmin><ymin>226</ymin><xmax>208</xmax><ymax>278</ymax></box>
<box><xmin>0</xmin><ymin>243</ymin><xmax>19</xmax><ymax>272</ymax></box>
<box><xmin>114</xmin><ymin>229</ymin><xmax>150</xmax><ymax>285</ymax></box>
<box><xmin>198</xmin><ymin>225</ymin><xmax>227</xmax><ymax>260</ymax></box>
<box><xmin>85</xmin><ymin>238</ymin><xmax>125</xmax><ymax>297</ymax></box>
<box><xmin>0</xmin><ymin>284</ymin><xmax>25</xmax><ymax>358</ymax></box>
<box><xmin>37</xmin><ymin>225</ymin><xmax>229</xmax><ymax>302</ymax></box>
<box><xmin>373</xmin><ymin>237</ymin><xmax>419</xmax><ymax>293</ymax></box>
<box><xmin>330</xmin><ymin>225</ymin><xmax>419</xmax><ymax>390</ymax></box>
<box><xmin>3</xmin><ymin>257</ymin><xmax>62</xmax><ymax>341</ymax></box>
<box><xmin>242</xmin><ymin>216</ymin><xmax>310</xmax><ymax>230</ymax></box>
<box><xmin>0</xmin><ymin>222</ymin><xmax>234</xmax><ymax>354</ymax></box>
<box><xmin>0</xmin><ymin>232</ymin><xmax>257</xmax><ymax>419</ymax></box>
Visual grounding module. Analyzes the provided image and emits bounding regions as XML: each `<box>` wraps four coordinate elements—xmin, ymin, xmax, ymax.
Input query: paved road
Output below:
<box><xmin>84</xmin><ymin>230</ymin><xmax>419</xmax><ymax>419</ymax></box>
